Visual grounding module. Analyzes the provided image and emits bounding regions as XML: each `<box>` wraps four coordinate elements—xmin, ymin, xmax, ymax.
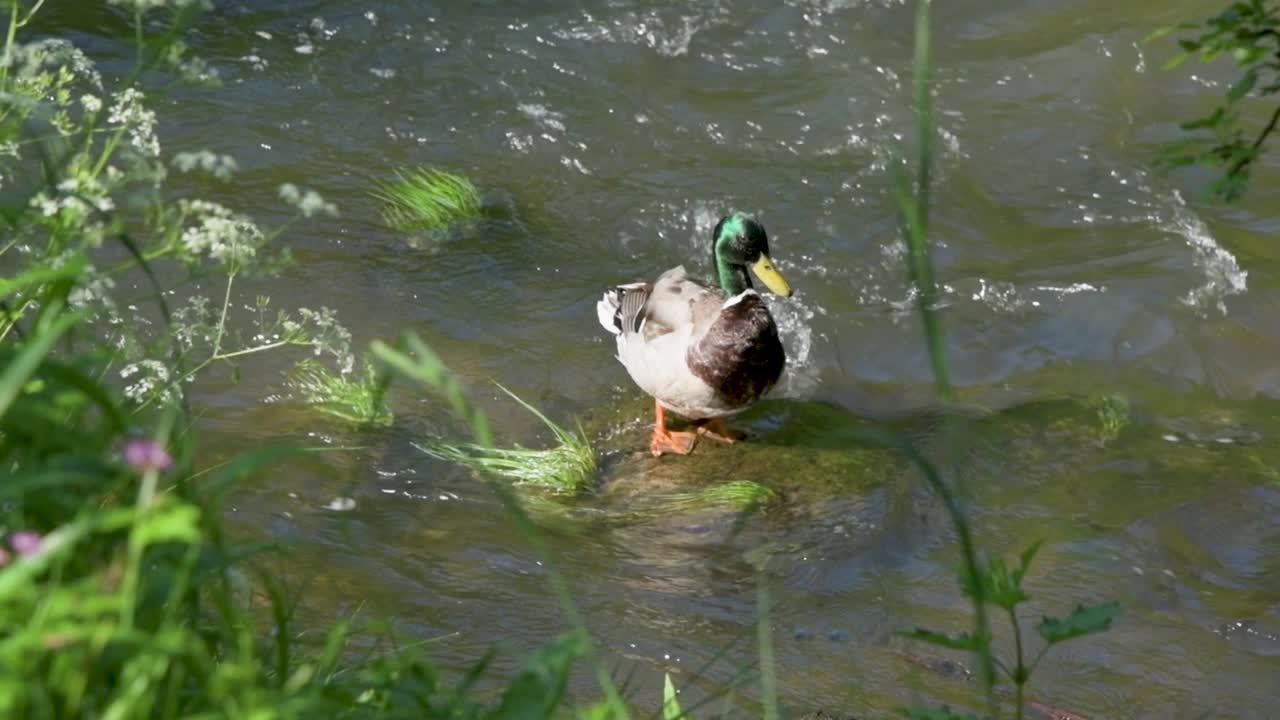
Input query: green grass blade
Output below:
<box><xmin>372</xmin><ymin>335</ymin><xmax>492</xmax><ymax>445</ymax></box>
<box><xmin>663</xmin><ymin>673</ymin><xmax>685</xmax><ymax>720</ymax></box>
<box><xmin>0</xmin><ymin>308</ymin><xmax>82</xmax><ymax>418</ymax></box>
<box><xmin>0</xmin><ymin>256</ymin><xmax>86</xmax><ymax>299</ymax></box>
<box><xmin>40</xmin><ymin>358</ymin><xmax>130</xmax><ymax>433</ymax></box>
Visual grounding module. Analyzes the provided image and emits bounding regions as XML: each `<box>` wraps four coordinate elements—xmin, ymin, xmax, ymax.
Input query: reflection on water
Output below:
<box><xmin>46</xmin><ymin>0</ymin><xmax>1280</xmax><ymax>716</ymax></box>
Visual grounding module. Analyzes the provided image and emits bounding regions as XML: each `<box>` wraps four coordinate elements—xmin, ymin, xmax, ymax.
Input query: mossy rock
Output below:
<box><xmin>594</xmin><ymin>400</ymin><xmax>906</xmax><ymax>519</ymax></box>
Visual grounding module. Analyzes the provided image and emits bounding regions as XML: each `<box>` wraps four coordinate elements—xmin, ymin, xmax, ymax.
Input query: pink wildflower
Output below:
<box><xmin>123</xmin><ymin>438</ymin><xmax>173</xmax><ymax>473</ymax></box>
<box><xmin>9</xmin><ymin>531</ymin><xmax>42</xmax><ymax>557</ymax></box>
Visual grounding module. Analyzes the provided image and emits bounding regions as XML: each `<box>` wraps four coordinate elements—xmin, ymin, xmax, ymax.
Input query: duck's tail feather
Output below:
<box><xmin>597</xmin><ymin>282</ymin><xmax>650</xmax><ymax>336</ymax></box>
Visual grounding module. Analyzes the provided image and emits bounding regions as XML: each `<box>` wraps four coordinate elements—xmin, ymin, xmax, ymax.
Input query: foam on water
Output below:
<box><xmin>767</xmin><ymin>294</ymin><xmax>822</xmax><ymax>398</ymax></box>
<box><xmin>1165</xmin><ymin>190</ymin><xmax>1247</xmax><ymax>314</ymax></box>
<box><xmin>1071</xmin><ymin>167</ymin><xmax>1247</xmax><ymax>314</ymax></box>
<box><xmin>517</xmin><ymin>103</ymin><xmax>566</xmax><ymax>132</ymax></box>
<box><xmin>554</xmin><ymin>5</ymin><xmax>728</xmax><ymax>57</ymax></box>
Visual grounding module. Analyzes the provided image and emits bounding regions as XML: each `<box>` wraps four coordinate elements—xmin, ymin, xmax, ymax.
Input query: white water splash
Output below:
<box><xmin>517</xmin><ymin>103</ymin><xmax>566</xmax><ymax>132</ymax></box>
<box><xmin>1068</xmin><ymin>168</ymin><xmax>1246</xmax><ymax>314</ymax></box>
<box><xmin>553</xmin><ymin>6</ymin><xmax>728</xmax><ymax>57</ymax></box>
<box><xmin>965</xmin><ymin>279</ymin><xmax>1108</xmax><ymax>313</ymax></box>
<box><xmin>510</xmin><ymin>103</ymin><xmax>591</xmax><ymax>173</ymax></box>
<box><xmin>970</xmin><ymin>278</ymin><xmax>1025</xmax><ymax>313</ymax></box>
<box><xmin>767</xmin><ymin>294</ymin><xmax>822</xmax><ymax>398</ymax></box>
<box><xmin>1168</xmin><ymin>194</ymin><xmax>1246</xmax><ymax>313</ymax></box>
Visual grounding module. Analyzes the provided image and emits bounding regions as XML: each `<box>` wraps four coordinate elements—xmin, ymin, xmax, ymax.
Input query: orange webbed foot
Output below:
<box><xmin>697</xmin><ymin>418</ymin><xmax>746</xmax><ymax>444</ymax></box>
<box><xmin>649</xmin><ymin>400</ymin><xmax>699</xmax><ymax>456</ymax></box>
<box><xmin>650</xmin><ymin>428</ymin><xmax>698</xmax><ymax>456</ymax></box>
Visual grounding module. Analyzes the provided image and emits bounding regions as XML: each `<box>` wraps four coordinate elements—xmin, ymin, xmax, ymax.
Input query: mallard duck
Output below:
<box><xmin>596</xmin><ymin>213</ymin><xmax>793</xmax><ymax>456</ymax></box>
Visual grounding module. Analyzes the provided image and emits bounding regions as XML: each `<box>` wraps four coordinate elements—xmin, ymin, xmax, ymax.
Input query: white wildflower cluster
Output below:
<box><xmin>118</xmin><ymin>151</ymin><xmax>168</xmax><ymax>190</ymax></box>
<box><xmin>286</xmin><ymin>307</ymin><xmax>354</xmax><ymax>374</ymax></box>
<box><xmin>28</xmin><ymin>172</ymin><xmax>117</xmax><ymax>245</ymax></box>
<box><xmin>80</xmin><ymin>94</ymin><xmax>102</xmax><ymax>113</ymax></box>
<box><xmin>172</xmin><ymin>295</ymin><xmax>217</xmax><ymax>350</ymax></box>
<box><xmin>69</xmin><ymin>266</ymin><xmax>130</xmax><ymax>341</ymax></box>
<box><xmin>107</xmin><ymin>88</ymin><xmax>160</xmax><ymax>157</ymax></box>
<box><xmin>67</xmin><ymin>266</ymin><xmax>117</xmax><ymax>311</ymax></box>
<box><xmin>0</xmin><ymin>142</ymin><xmax>14</xmax><ymax>190</ymax></box>
<box><xmin>1</xmin><ymin>38</ymin><xmax>103</xmax><ymax>90</ymax></box>
<box><xmin>178</xmin><ymin>199</ymin><xmax>264</xmax><ymax>267</ymax></box>
<box><xmin>120</xmin><ymin>359</ymin><xmax>178</xmax><ymax>406</ymax></box>
<box><xmin>163</xmin><ymin>41</ymin><xmax>219</xmax><ymax>85</ymax></box>
<box><xmin>173</xmin><ymin>150</ymin><xmax>238</xmax><ymax>180</ymax></box>
<box><xmin>278</xmin><ymin>183</ymin><xmax>338</xmax><ymax>218</ymax></box>
<box><xmin>55</xmin><ymin>173</ymin><xmax>115</xmax><ymax>213</ymax></box>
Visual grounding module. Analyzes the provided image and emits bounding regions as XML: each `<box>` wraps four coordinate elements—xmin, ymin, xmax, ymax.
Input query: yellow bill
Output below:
<box><xmin>751</xmin><ymin>255</ymin><xmax>792</xmax><ymax>297</ymax></box>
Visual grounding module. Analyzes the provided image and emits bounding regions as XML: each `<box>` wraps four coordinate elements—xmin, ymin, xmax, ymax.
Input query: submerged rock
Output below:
<box><xmin>596</xmin><ymin>398</ymin><xmax>905</xmax><ymax>509</ymax></box>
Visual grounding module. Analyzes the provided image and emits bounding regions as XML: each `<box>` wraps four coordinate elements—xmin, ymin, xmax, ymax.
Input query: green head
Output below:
<box><xmin>711</xmin><ymin>213</ymin><xmax>793</xmax><ymax>298</ymax></box>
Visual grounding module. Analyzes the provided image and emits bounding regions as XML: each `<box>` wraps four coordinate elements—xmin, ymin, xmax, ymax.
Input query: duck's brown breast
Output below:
<box><xmin>685</xmin><ymin>293</ymin><xmax>786</xmax><ymax>409</ymax></box>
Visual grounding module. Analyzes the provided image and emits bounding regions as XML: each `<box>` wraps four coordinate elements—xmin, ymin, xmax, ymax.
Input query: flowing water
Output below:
<box><xmin>44</xmin><ymin>0</ymin><xmax>1280</xmax><ymax>717</ymax></box>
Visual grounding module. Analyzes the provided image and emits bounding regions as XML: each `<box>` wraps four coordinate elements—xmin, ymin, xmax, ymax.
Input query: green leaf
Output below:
<box><xmin>1013</xmin><ymin>539</ymin><xmax>1044</xmax><ymax>586</ymax></box>
<box><xmin>961</xmin><ymin>555</ymin><xmax>1029</xmax><ymax>610</ymax></box>
<box><xmin>372</xmin><ymin>333</ymin><xmax>493</xmax><ymax>446</ymax></box>
<box><xmin>1234</xmin><ymin>45</ymin><xmax>1266</xmax><ymax>65</ymax></box>
<box><xmin>662</xmin><ymin>673</ymin><xmax>686</xmax><ymax>720</ymax></box>
<box><xmin>898</xmin><ymin>628</ymin><xmax>980</xmax><ymax>651</ymax></box>
<box><xmin>488</xmin><ymin>630</ymin><xmax>588</xmax><ymax>720</ymax></box>
<box><xmin>0</xmin><ymin>520</ymin><xmax>92</xmax><ymax>599</ymax></box>
<box><xmin>578</xmin><ymin>702</ymin><xmax>623</xmax><ymax>720</ymax></box>
<box><xmin>0</xmin><ymin>469</ymin><xmax>104</xmax><ymax>499</ymax></box>
<box><xmin>131</xmin><ymin>502</ymin><xmax>201</xmax><ymax>547</ymax></box>
<box><xmin>1180</xmin><ymin>106</ymin><xmax>1226</xmax><ymax>130</ymax></box>
<box><xmin>1037</xmin><ymin>601</ymin><xmax>1120</xmax><ymax>645</ymax></box>
<box><xmin>1229</xmin><ymin>68</ymin><xmax>1259</xmax><ymax>101</ymax></box>
<box><xmin>901</xmin><ymin>706</ymin><xmax>991</xmax><ymax>720</ymax></box>
<box><xmin>0</xmin><ymin>257</ymin><xmax>86</xmax><ymax>299</ymax></box>
<box><xmin>1162</xmin><ymin>51</ymin><xmax>1192</xmax><ymax>70</ymax></box>
<box><xmin>0</xmin><ymin>309</ymin><xmax>82</xmax><ymax>418</ymax></box>
<box><xmin>39</xmin><ymin>359</ymin><xmax>129</xmax><ymax>433</ymax></box>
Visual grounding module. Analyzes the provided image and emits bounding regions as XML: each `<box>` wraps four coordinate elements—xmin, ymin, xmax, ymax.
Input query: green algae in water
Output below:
<box><xmin>671</xmin><ymin>479</ymin><xmax>778</xmax><ymax>511</ymax></box>
<box><xmin>414</xmin><ymin>384</ymin><xmax>596</xmax><ymax>494</ymax></box>
<box><xmin>372</xmin><ymin>167</ymin><xmax>482</xmax><ymax>232</ymax></box>
<box><xmin>1092</xmin><ymin>393</ymin><xmax>1132</xmax><ymax>444</ymax></box>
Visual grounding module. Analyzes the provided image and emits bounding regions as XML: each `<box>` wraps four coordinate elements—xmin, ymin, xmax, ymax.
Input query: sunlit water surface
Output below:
<box><xmin>42</xmin><ymin>0</ymin><xmax>1280</xmax><ymax>717</ymax></box>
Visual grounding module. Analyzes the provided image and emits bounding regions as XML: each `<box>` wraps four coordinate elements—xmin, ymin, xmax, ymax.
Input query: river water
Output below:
<box><xmin>48</xmin><ymin>0</ymin><xmax>1280</xmax><ymax>717</ymax></box>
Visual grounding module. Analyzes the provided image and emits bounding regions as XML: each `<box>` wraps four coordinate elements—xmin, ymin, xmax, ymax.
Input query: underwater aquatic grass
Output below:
<box><xmin>372</xmin><ymin>167</ymin><xmax>483</xmax><ymax>232</ymax></box>
<box><xmin>413</xmin><ymin>383</ymin><xmax>596</xmax><ymax>494</ymax></box>
<box><xmin>667</xmin><ymin>480</ymin><xmax>777</xmax><ymax>512</ymax></box>
<box><xmin>1093</xmin><ymin>393</ymin><xmax>1131</xmax><ymax>445</ymax></box>
<box><xmin>288</xmin><ymin>358</ymin><xmax>392</xmax><ymax>426</ymax></box>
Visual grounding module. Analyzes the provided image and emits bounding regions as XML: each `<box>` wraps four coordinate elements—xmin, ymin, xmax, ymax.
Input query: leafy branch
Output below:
<box><xmin>1155</xmin><ymin>0</ymin><xmax>1280</xmax><ymax>200</ymax></box>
